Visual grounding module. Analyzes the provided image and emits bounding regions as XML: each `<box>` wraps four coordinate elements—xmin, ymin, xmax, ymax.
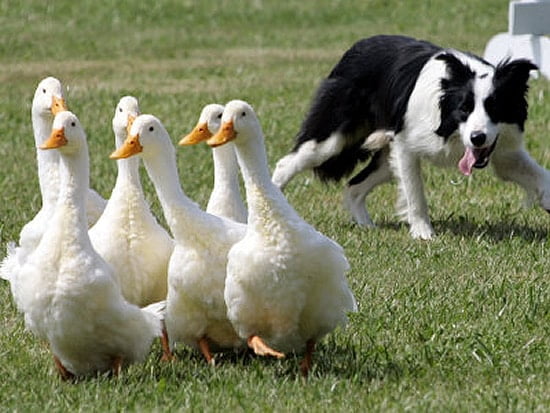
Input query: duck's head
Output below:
<box><xmin>33</xmin><ymin>76</ymin><xmax>68</xmax><ymax>118</ymax></box>
<box><xmin>207</xmin><ymin>100</ymin><xmax>260</xmax><ymax>148</ymax></box>
<box><xmin>110</xmin><ymin>114</ymin><xmax>169</xmax><ymax>160</ymax></box>
<box><xmin>179</xmin><ymin>103</ymin><xmax>224</xmax><ymax>146</ymax></box>
<box><xmin>40</xmin><ymin>111</ymin><xmax>86</xmax><ymax>155</ymax></box>
<box><xmin>112</xmin><ymin>96</ymin><xmax>141</xmax><ymax>145</ymax></box>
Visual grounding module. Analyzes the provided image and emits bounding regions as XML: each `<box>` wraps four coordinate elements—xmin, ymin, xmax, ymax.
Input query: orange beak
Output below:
<box><xmin>179</xmin><ymin>122</ymin><xmax>212</xmax><ymax>146</ymax></box>
<box><xmin>51</xmin><ymin>96</ymin><xmax>68</xmax><ymax>115</ymax></box>
<box><xmin>126</xmin><ymin>115</ymin><xmax>136</xmax><ymax>136</ymax></box>
<box><xmin>110</xmin><ymin>134</ymin><xmax>143</xmax><ymax>159</ymax></box>
<box><xmin>40</xmin><ymin>128</ymin><xmax>67</xmax><ymax>149</ymax></box>
<box><xmin>207</xmin><ymin>121</ymin><xmax>236</xmax><ymax>148</ymax></box>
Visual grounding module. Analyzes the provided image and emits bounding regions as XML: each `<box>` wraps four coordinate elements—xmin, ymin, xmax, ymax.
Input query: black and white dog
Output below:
<box><xmin>272</xmin><ymin>34</ymin><xmax>548</xmax><ymax>239</ymax></box>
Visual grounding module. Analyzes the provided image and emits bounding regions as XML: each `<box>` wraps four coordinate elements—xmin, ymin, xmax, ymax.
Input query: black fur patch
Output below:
<box><xmin>485</xmin><ymin>59</ymin><xmax>538</xmax><ymax>130</ymax></box>
<box><xmin>348</xmin><ymin>150</ymin><xmax>383</xmax><ymax>186</ymax></box>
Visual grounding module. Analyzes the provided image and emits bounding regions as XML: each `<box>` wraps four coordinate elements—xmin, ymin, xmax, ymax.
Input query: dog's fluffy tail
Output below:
<box><xmin>361</xmin><ymin>130</ymin><xmax>395</xmax><ymax>151</ymax></box>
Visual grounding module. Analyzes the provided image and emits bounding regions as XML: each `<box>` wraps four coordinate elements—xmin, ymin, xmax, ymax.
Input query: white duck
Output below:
<box><xmin>110</xmin><ymin>114</ymin><xmax>246</xmax><ymax>364</ymax></box>
<box><xmin>89</xmin><ymin>96</ymin><xmax>173</xmax><ymax>306</ymax></box>
<box><xmin>179</xmin><ymin>104</ymin><xmax>247</xmax><ymax>223</ymax></box>
<box><xmin>207</xmin><ymin>100</ymin><xmax>357</xmax><ymax>376</ymax></box>
<box><xmin>17</xmin><ymin>111</ymin><xmax>163</xmax><ymax>379</ymax></box>
<box><xmin>1</xmin><ymin>77</ymin><xmax>106</xmax><ymax>287</ymax></box>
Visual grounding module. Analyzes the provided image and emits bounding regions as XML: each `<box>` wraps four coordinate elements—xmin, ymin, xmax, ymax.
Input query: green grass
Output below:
<box><xmin>1</xmin><ymin>0</ymin><xmax>549</xmax><ymax>411</ymax></box>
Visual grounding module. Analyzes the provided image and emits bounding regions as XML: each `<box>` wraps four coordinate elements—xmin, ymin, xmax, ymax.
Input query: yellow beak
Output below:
<box><xmin>51</xmin><ymin>96</ymin><xmax>68</xmax><ymax>115</ymax></box>
<box><xmin>110</xmin><ymin>134</ymin><xmax>143</xmax><ymax>159</ymax></box>
<box><xmin>179</xmin><ymin>122</ymin><xmax>212</xmax><ymax>146</ymax></box>
<box><xmin>207</xmin><ymin>121</ymin><xmax>236</xmax><ymax>148</ymax></box>
<box><xmin>40</xmin><ymin>127</ymin><xmax>67</xmax><ymax>149</ymax></box>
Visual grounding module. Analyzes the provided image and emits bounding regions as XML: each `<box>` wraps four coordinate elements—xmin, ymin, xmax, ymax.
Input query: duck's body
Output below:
<box><xmin>111</xmin><ymin>114</ymin><xmax>245</xmax><ymax>363</ymax></box>
<box><xmin>180</xmin><ymin>104</ymin><xmax>247</xmax><ymax>223</ymax></box>
<box><xmin>18</xmin><ymin>111</ymin><xmax>162</xmax><ymax>378</ymax></box>
<box><xmin>208</xmin><ymin>100</ymin><xmax>357</xmax><ymax>374</ymax></box>
<box><xmin>89</xmin><ymin>97</ymin><xmax>173</xmax><ymax>306</ymax></box>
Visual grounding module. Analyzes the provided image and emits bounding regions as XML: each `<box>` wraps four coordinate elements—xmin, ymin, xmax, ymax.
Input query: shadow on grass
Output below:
<box><xmin>373</xmin><ymin>215</ymin><xmax>548</xmax><ymax>243</ymax></box>
<box><xmin>302</xmin><ymin>341</ymin><xmax>413</xmax><ymax>384</ymax></box>
<box><xmin>433</xmin><ymin>216</ymin><xmax>548</xmax><ymax>242</ymax></box>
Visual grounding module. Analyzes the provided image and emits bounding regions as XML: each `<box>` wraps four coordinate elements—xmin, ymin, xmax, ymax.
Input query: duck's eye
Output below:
<box><xmin>241</xmin><ymin>111</ymin><xmax>246</xmax><ymax>117</ymax></box>
<box><xmin>119</xmin><ymin>107</ymin><xmax>123</xmax><ymax>112</ymax></box>
<box><xmin>71</xmin><ymin>122</ymin><xmax>76</xmax><ymax>127</ymax></box>
<box><xmin>149</xmin><ymin>126</ymin><xmax>154</xmax><ymax>132</ymax></box>
<box><xmin>217</xmin><ymin>113</ymin><xmax>222</xmax><ymax>119</ymax></box>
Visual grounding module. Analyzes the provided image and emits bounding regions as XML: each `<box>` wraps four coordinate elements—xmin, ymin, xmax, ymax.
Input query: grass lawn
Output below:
<box><xmin>0</xmin><ymin>0</ymin><xmax>548</xmax><ymax>411</ymax></box>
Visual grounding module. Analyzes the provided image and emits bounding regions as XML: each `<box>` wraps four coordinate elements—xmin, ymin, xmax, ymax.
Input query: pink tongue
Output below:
<box><xmin>458</xmin><ymin>148</ymin><xmax>476</xmax><ymax>176</ymax></box>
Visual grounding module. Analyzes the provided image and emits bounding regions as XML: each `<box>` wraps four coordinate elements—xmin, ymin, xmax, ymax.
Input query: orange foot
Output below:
<box><xmin>160</xmin><ymin>325</ymin><xmax>175</xmax><ymax>362</ymax></box>
<box><xmin>111</xmin><ymin>356</ymin><xmax>123</xmax><ymax>377</ymax></box>
<box><xmin>299</xmin><ymin>339</ymin><xmax>315</xmax><ymax>378</ymax></box>
<box><xmin>53</xmin><ymin>355</ymin><xmax>75</xmax><ymax>381</ymax></box>
<box><xmin>198</xmin><ymin>336</ymin><xmax>215</xmax><ymax>365</ymax></box>
<box><xmin>247</xmin><ymin>335</ymin><xmax>285</xmax><ymax>359</ymax></box>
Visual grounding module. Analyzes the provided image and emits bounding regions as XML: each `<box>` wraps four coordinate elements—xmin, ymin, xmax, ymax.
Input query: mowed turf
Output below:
<box><xmin>0</xmin><ymin>0</ymin><xmax>548</xmax><ymax>411</ymax></box>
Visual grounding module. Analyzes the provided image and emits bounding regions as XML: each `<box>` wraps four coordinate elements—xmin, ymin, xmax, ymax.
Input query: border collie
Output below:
<box><xmin>272</xmin><ymin>34</ymin><xmax>547</xmax><ymax>239</ymax></box>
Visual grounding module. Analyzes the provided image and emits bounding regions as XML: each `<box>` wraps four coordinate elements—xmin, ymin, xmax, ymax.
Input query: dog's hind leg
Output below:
<box><xmin>491</xmin><ymin>147</ymin><xmax>550</xmax><ymax>212</ymax></box>
<box><xmin>391</xmin><ymin>143</ymin><xmax>434</xmax><ymax>240</ymax></box>
<box><xmin>344</xmin><ymin>149</ymin><xmax>392</xmax><ymax>227</ymax></box>
<box><xmin>272</xmin><ymin>132</ymin><xmax>346</xmax><ymax>189</ymax></box>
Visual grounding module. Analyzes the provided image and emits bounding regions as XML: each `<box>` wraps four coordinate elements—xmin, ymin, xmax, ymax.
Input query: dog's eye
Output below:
<box><xmin>458</xmin><ymin>95</ymin><xmax>474</xmax><ymax>120</ymax></box>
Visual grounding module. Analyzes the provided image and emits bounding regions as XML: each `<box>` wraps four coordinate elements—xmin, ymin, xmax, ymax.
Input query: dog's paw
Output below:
<box><xmin>409</xmin><ymin>222</ymin><xmax>435</xmax><ymax>240</ymax></box>
<box><xmin>272</xmin><ymin>155</ymin><xmax>295</xmax><ymax>189</ymax></box>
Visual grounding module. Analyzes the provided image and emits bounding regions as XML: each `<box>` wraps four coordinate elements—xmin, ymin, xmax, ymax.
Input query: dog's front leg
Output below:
<box><xmin>392</xmin><ymin>145</ymin><xmax>435</xmax><ymax>239</ymax></box>
<box><xmin>491</xmin><ymin>148</ymin><xmax>550</xmax><ymax>211</ymax></box>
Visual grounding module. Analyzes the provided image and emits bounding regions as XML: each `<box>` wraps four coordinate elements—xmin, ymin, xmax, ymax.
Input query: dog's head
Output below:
<box><xmin>435</xmin><ymin>53</ymin><xmax>537</xmax><ymax>176</ymax></box>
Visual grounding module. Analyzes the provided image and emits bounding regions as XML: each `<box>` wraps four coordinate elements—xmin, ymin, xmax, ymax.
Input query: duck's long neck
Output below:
<box><xmin>143</xmin><ymin>144</ymin><xmax>208</xmax><ymax>236</ymax></box>
<box><xmin>32</xmin><ymin>110</ymin><xmax>60</xmax><ymax>206</ymax></box>
<box><xmin>114</xmin><ymin>150</ymin><xmax>142</xmax><ymax>191</ymax></box>
<box><xmin>209</xmin><ymin>144</ymin><xmax>241</xmax><ymax>198</ymax></box>
<box><xmin>234</xmin><ymin>132</ymin><xmax>298</xmax><ymax>228</ymax></box>
<box><xmin>56</xmin><ymin>145</ymin><xmax>90</xmax><ymax>232</ymax></box>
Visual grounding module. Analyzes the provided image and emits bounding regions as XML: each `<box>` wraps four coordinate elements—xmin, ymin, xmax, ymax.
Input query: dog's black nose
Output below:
<box><xmin>470</xmin><ymin>131</ymin><xmax>486</xmax><ymax>147</ymax></box>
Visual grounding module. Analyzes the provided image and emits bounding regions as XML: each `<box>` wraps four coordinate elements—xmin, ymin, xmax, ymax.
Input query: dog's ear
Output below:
<box><xmin>436</xmin><ymin>52</ymin><xmax>475</xmax><ymax>84</ymax></box>
<box><xmin>489</xmin><ymin>59</ymin><xmax>537</xmax><ymax>130</ymax></box>
<box><xmin>494</xmin><ymin>59</ymin><xmax>538</xmax><ymax>89</ymax></box>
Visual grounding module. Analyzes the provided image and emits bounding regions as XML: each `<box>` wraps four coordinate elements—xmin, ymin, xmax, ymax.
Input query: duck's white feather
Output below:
<box><xmin>214</xmin><ymin>100</ymin><xmax>357</xmax><ymax>354</ymax></box>
<box><xmin>207</xmin><ymin>143</ymin><xmax>247</xmax><ymax>223</ymax></box>
<box><xmin>123</xmin><ymin>114</ymin><xmax>245</xmax><ymax>353</ymax></box>
<box><xmin>89</xmin><ymin>96</ymin><xmax>173</xmax><ymax>306</ymax></box>
<box><xmin>18</xmin><ymin>111</ymin><xmax>161</xmax><ymax>377</ymax></box>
